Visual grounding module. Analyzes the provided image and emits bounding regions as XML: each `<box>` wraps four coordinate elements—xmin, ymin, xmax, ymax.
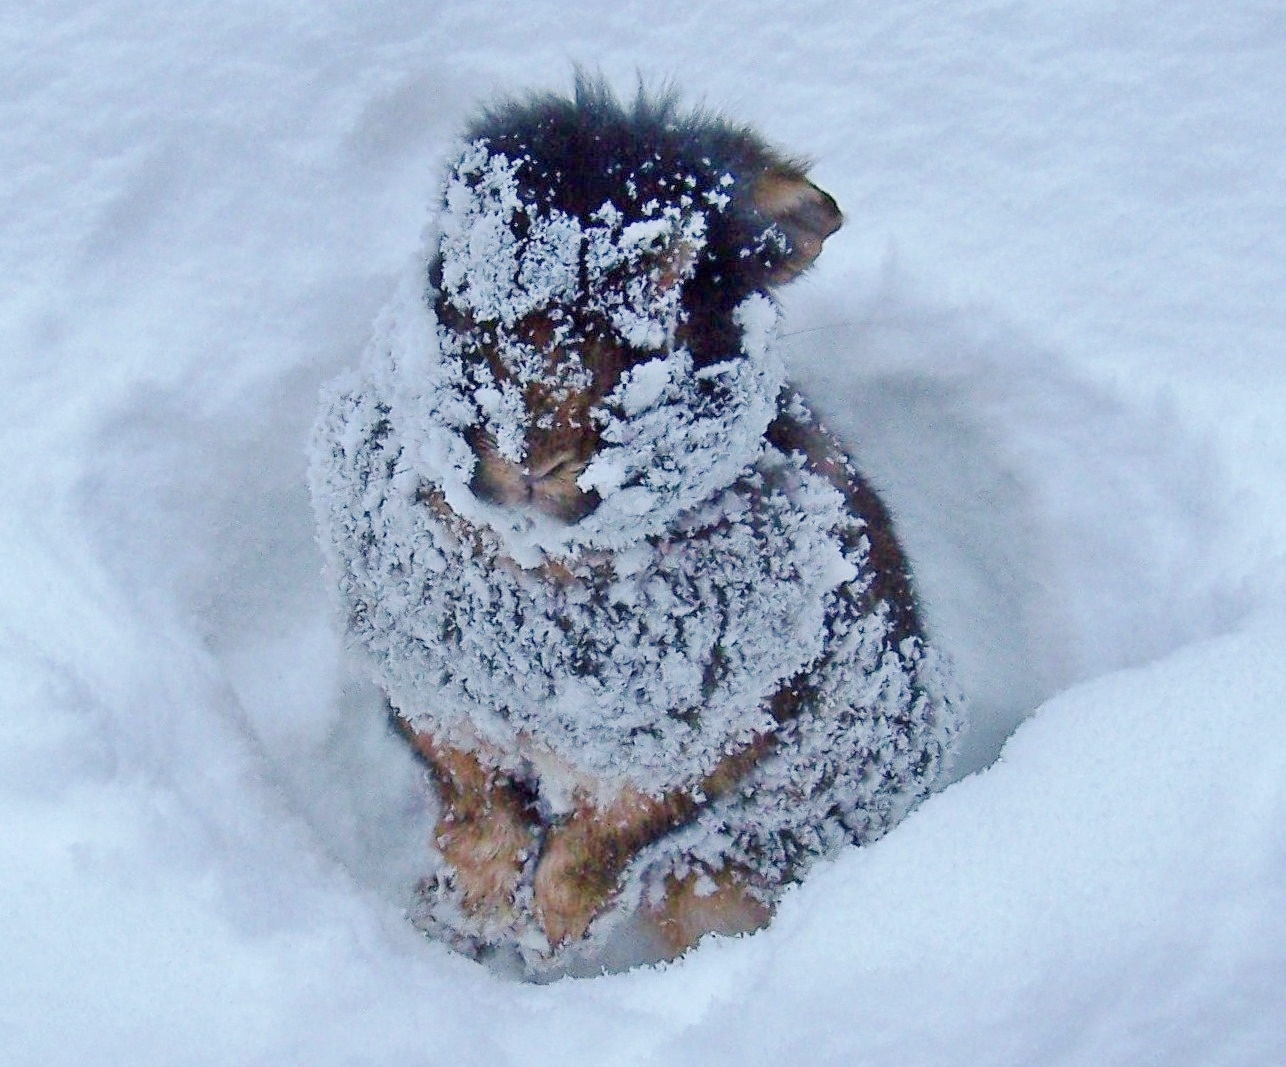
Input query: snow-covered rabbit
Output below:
<box><xmin>311</xmin><ymin>78</ymin><xmax>962</xmax><ymax>971</ymax></box>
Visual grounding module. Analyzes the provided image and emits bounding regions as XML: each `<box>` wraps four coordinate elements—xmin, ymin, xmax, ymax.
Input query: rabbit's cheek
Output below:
<box><xmin>533</xmin><ymin>475</ymin><xmax>600</xmax><ymax>524</ymax></box>
<box><xmin>468</xmin><ymin>451</ymin><xmax>528</xmax><ymax>509</ymax></box>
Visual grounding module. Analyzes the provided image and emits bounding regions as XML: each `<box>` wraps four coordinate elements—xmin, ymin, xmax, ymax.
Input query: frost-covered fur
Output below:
<box><xmin>310</xmin><ymin>79</ymin><xmax>963</xmax><ymax>972</ymax></box>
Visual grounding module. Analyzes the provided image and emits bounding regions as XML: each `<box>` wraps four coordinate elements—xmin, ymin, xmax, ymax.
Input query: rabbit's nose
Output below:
<box><xmin>468</xmin><ymin>447</ymin><xmax>599</xmax><ymax>524</ymax></box>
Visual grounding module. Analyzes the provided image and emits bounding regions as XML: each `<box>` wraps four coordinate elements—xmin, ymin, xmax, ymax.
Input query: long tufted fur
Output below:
<box><xmin>310</xmin><ymin>76</ymin><xmax>962</xmax><ymax>973</ymax></box>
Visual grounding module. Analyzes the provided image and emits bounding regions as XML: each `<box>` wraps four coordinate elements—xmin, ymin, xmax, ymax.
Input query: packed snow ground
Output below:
<box><xmin>3</xmin><ymin>2</ymin><xmax>1285</xmax><ymax>1064</ymax></box>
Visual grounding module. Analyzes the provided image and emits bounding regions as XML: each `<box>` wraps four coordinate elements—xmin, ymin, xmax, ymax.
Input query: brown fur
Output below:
<box><xmin>532</xmin><ymin>732</ymin><xmax>775</xmax><ymax>947</ymax></box>
<box><xmin>392</xmin><ymin>87</ymin><xmax>867</xmax><ymax>962</ymax></box>
<box><xmin>399</xmin><ymin>713</ymin><xmax>778</xmax><ymax>953</ymax></box>
<box><xmin>752</xmin><ymin>170</ymin><xmax>843</xmax><ymax>282</ymax></box>
<box><xmin>403</xmin><ymin>729</ymin><xmax>535</xmax><ymax>924</ymax></box>
<box><xmin>467</xmin><ymin>425</ymin><xmax>596</xmax><ymax>524</ymax></box>
<box><xmin>398</xmin><ymin>391</ymin><xmax>926</xmax><ymax>960</ymax></box>
<box><xmin>641</xmin><ymin>867</ymin><xmax>774</xmax><ymax>957</ymax></box>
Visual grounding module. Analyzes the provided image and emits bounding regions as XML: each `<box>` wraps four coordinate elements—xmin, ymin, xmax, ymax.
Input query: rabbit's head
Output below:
<box><xmin>424</xmin><ymin>77</ymin><xmax>841</xmax><ymax>552</ymax></box>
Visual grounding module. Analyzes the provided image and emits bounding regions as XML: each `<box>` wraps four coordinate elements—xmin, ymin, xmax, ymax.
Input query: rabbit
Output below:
<box><xmin>310</xmin><ymin>76</ymin><xmax>962</xmax><ymax>973</ymax></box>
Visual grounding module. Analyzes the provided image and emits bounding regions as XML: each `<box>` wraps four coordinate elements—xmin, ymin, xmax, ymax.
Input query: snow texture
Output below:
<box><xmin>309</xmin><ymin>128</ymin><xmax>960</xmax><ymax>963</ymax></box>
<box><xmin>4</xmin><ymin>1</ymin><xmax>1286</xmax><ymax>1064</ymax></box>
<box><xmin>402</xmin><ymin>135</ymin><xmax>791</xmax><ymax>555</ymax></box>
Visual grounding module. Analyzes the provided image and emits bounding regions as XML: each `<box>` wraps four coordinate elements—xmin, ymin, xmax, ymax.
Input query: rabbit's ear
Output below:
<box><xmin>753</xmin><ymin>168</ymin><xmax>843</xmax><ymax>283</ymax></box>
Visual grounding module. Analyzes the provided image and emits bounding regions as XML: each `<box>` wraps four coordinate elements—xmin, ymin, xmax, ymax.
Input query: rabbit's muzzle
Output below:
<box><xmin>468</xmin><ymin>429</ymin><xmax>601</xmax><ymax>524</ymax></box>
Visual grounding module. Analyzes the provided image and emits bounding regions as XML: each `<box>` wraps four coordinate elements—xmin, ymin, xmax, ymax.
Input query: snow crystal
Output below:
<box><xmin>309</xmin><ymin>135</ymin><xmax>963</xmax><ymax>966</ymax></box>
<box><xmin>12</xmin><ymin>2</ymin><xmax>1286</xmax><ymax>1061</ymax></box>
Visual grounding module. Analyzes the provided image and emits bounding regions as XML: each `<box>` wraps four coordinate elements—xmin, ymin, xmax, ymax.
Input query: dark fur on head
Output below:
<box><xmin>455</xmin><ymin>74</ymin><xmax>838</xmax><ymax>326</ymax></box>
<box><xmin>431</xmin><ymin>74</ymin><xmax>842</xmax><ymax>522</ymax></box>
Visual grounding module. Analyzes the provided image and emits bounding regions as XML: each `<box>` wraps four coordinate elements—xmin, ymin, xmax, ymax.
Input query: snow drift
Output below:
<box><xmin>3</xmin><ymin>1</ymin><xmax>1284</xmax><ymax>1064</ymax></box>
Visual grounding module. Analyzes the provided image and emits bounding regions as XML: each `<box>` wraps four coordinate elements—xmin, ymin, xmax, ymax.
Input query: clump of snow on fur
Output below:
<box><xmin>372</xmin><ymin>140</ymin><xmax>786</xmax><ymax>555</ymax></box>
<box><xmin>313</xmin><ymin>334</ymin><xmax>960</xmax><ymax>963</ymax></box>
<box><xmin>307</xmin><ymin>136</ymin><xmax>963</xmax><ymax>968</ymax></box>
<box><xmin>575</xmin><ymin>326</ymin><xmax>785</xmax><ymax>545</ymax></box>
<box><xmin>315</xmin><ymin>400</ymin><xmax>883</xmax><ymax>792</ymax></box>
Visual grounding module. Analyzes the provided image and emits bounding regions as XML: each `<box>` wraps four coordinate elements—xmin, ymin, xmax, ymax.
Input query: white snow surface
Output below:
<box><xmin>3</xmin><ymin>1</ymin><xmax>1285</xmax><ymax>1064</ymax></box>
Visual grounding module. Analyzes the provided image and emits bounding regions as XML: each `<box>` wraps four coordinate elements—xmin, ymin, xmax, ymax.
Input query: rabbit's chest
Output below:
<box><xmin>380</xmin><ymin>453</ymin><xmax>868</xmax><ymax>792</ymax></box>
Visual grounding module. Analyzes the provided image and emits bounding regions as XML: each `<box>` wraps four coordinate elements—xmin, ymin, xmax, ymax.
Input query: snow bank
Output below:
<box><xmin>3</xmin><ymin>0</ymin><xmax>1285</xmax><ymax>1063</ymax></box>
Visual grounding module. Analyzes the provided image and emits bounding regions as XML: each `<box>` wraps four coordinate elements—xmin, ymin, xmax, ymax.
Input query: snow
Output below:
<box><xmin>3</xmin><ymin>0</ymin><xmax>1284</xmax><ymax>1063</ymax></box>
<box><xmin>309</xmin><ymin>124</ymin><xmax>961</xmax><ymax>966</ymax></box>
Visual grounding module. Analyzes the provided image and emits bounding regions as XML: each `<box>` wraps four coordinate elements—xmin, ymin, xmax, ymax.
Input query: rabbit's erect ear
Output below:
<box><xmin>753</xmin><ymin>168</ymin><xmax>843</xmax><ymax>283</ymax></box>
